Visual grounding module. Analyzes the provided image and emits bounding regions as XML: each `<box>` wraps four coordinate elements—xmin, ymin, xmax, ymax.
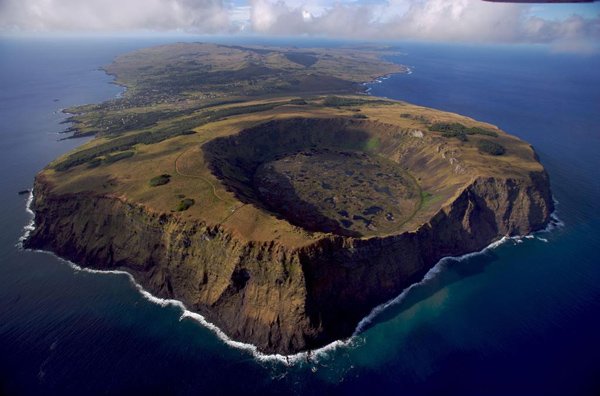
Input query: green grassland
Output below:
<box><xmin>42</xmin><ymin>43</ymin><xmax>545</xmax><ymax>247</ymax></box>
<box><xmin>64</xmin><ymin>43</ymin><xmax>404</xmax><ymax>138</ymax></box>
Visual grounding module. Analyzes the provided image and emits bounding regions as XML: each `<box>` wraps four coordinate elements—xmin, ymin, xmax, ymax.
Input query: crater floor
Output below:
<box><xmin>23</xmin><ymin>42</ymin><xmax>555</xmax><ymax>355</ymax></box>
<box><xmin>254</xmin><ymin>150</ymin><xmax>421</xmax><ymax>237</ymax></box>
<box><xmin>29</xmin><ymin>95</ymin><xmax>554</xmax><ymax>354</ymax></box>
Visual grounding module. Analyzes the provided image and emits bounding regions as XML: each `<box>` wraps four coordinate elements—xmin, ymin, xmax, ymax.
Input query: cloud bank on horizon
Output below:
<box><xmin>1</xmin><ymin>0</ymin><xmax>599</xmax><ymax>50</ymax></box>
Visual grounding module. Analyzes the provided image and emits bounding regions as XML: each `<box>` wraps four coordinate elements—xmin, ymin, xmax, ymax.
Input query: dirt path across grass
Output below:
<box><xmin>174</xmin><ymin>144</ymin><xmax>246</xmax><ymax>222</ymax></box>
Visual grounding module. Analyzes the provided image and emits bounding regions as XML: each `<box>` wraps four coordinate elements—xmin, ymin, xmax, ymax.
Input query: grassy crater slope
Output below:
<box><xmin>203</xmin><ymin>117</ymin><xmax>423</xmax><ymax>238</ymax></box>
<box><xmin>26</xmin><ymin>43</ymin><xmax>553</xmax><ymax>354</ymax></box>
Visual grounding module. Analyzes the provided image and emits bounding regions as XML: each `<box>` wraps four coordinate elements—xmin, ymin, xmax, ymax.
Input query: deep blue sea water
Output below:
<box><xmin>0</xmin><ymin>37</ymin><xmax>599</xmax><ymax>395</ymax></box>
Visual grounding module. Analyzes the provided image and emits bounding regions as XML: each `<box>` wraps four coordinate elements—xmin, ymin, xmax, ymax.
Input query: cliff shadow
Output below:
<box><xmin>356</xmin><ymin>249</ymin><xmax>500</xmax><ymax>335</ymax></box>
<box><xmin>202</xmin><ymin>117</ymin><xmax>380</xmax><ymax>236</ymax></box>
<box><xmin>254</xmin><ymin>161</ymin><xmax>362</xmax><ymax>237</ymax></box>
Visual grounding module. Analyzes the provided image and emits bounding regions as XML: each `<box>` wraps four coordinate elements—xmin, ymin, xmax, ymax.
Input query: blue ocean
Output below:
<box><xmin>1</xmin><ymin>37</ymin><xmax>599</xmax><ymax>395</ymax></box>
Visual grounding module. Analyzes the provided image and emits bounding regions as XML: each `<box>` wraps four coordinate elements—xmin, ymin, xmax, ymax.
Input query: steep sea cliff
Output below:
<box><xmin>25</xmin><ymin>166</ymin><xmax>553</xmax><ymax>354</ymax></box>
<box><xmin>7</xmin><ymin>38</ymin><xmax>600</xmax><ymax>395</ymax></box>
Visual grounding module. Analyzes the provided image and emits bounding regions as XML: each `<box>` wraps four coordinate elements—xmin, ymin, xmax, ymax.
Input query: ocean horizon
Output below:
<box><xmin>1</xmin><ymin>37</ymin><xmax>599</xmax><ymax>395</ymax></box>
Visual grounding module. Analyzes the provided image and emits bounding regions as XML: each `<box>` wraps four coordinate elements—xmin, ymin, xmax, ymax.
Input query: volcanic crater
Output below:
<box><xmin>203</xmin><ymin>117</ymin><xmax>422</xmax><ymax>237</ymax></box>
<box><xmin>28</xmin><ymin>100</ymin><xmax>555</xmax><ymax>354</ymax></box>
<box><xmin>24</xmin><ymin>42</ymin><xmax>555</xmax><ymax>354</ymax></box>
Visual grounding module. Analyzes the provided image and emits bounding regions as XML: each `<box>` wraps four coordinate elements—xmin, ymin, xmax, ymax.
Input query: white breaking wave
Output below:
<box><xmin>351</xmin><ymin>211</ymin><xmax>566</xmax><ymax>338</ymax></box>
<box><xmin>18</xmin><ymin>187</ymin><xmax>564</xmax><ymax>366</ymax></box>
<box><xmin>18</xmin><ymin>188</ymin><xmax>344</xmax><ymax>365</ymax></box>
<box><xmin>16</xmin><ymin>190</ymin><xmax>35</xmax><ymax>249</ymax></box>
<box><xmin>540</xmin><ymin>197</ymin><xmax>565</xmax><ymax>234</ymax></box>
<box><xmin>114</xmin><ymin>85</ymin><xmax>127</xmax><ymax>99</ymax></box>
<box><xmin>26</xmin><ymin>246</ymin><xmax>350</xmax><ymax>366</ymax></box>
<box><xmin>542</xmin><ymin>211</ymin><xmax>565</xmax><ymax>233</ymax></box>
<box><xmin>353</xmin><ymin>235</ymin><xmax>511</xmax><ymax>335</ymax></box>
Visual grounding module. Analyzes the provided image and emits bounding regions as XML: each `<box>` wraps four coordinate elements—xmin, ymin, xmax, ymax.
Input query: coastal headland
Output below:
<box><xmin>25</xmin><ymin>43</ymin><xmax>553</xmax><ymax>354</ymax></box>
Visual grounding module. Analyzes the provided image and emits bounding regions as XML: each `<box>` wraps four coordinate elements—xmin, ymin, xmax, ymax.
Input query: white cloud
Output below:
<box><xmin>249</xmin><ymin>0</ymin><xmax>375</xmax><ymax>36</ymax></box>
<box><xmin>1</xmin><ymin>0</ymin><xmax>598</xmax><ymax>50</ymax></box>
<box><xmin>0</xmin><ymin>0</ymin><xmax>231</xmax><ymax>33</ymax></box>
<box><xmin>248</xmin><ymin>0</ymin><xmax>600</xmax><ymax>50</ymax></box>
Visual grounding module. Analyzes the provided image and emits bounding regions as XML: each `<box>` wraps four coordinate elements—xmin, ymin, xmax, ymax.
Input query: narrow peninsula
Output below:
<box><xmin>25</xmin><ymin>43</ymin><xmax>554</xmax><ymax>354</ymax></box>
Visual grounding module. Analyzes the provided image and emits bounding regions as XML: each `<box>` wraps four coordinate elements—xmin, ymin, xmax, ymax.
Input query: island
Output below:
<box><xmin>24</xmin><ymin>43</ymin><xmax>554</xmax><ymax>355</ymax></box>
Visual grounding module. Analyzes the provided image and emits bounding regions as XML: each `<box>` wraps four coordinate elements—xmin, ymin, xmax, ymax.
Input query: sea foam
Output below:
<box><xmin>16</xmin><ymin>190</ymin><xmax>36</xmax><ymax>249</ymax></box>
<box><xmin>18</xmin><ymin>188</ymin><xmax>564</xmax><ymax>366</ymax></box>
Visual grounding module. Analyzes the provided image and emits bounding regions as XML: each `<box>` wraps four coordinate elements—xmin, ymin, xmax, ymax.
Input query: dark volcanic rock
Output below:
<box><xmin>25</xmin><ymin>168</ymin><xmax>553</xmax><ymax>354</ymax></box>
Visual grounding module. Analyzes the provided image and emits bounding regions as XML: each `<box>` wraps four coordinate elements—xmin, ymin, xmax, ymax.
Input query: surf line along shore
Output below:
<box><xmin>19</xmin><ymin>188</ymin><xmax>563</xmax><ymax>364</ymax></box>
<box><xmin>22</xmin><ymin>43</ymin><xmax>555</xmax><ymax>355</ymax></box>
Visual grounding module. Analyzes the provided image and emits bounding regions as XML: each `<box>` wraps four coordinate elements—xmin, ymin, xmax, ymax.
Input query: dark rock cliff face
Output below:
<box><xmin>25</xmin><ymin>170</ymin><xmax>553</xmax><ymax>354</ymax></box>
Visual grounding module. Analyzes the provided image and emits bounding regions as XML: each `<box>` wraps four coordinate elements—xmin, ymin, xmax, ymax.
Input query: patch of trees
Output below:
<box><xmin>175</xmin><ymin>198</ymin><xmax>195</xmax><ymax>212</ymax></box>
<box><xmin>55</xmin><ymin>100</ymin><xmax>295</xmax><ymax>171</ymax></box>
<box><xmin>428</xmin><ymin>122</ymin><xmax>498</xmax><ymax>141</ymax></box>
<box><xmin>104</xmin><ymin>151</ymin><xmax>135</xmax><ymax>164</ymax></box>
<box><xmin>289</xmin><ymin>98</ymin><xmax>308</xmax><ymax>105</ymax></box>
<box><xmin>202</xmin><ymin>101</ymin><xmax>287</xmax><ymax>122</ymax></box>
<box><xmin>70</xmin><ymin>98</ymin><xmax>248</xmax><ymax>138</ymax></box>
<box><xmin>477</xmin><ymin>140</ymin><xmax>506</xmax><ymax>155</ymax></box>
<box><xmin>85</xmin><ymin>151</ymin><xmax>135</xmax><ymax>169</ymax></box>
<box><xmin>322</xmin><ymin>96</ymin><xmax>392</xmax><ymax>107</ymax></box>
<box><xmin>55</xmin><ymin>129</ymin><xmax>195</xmax><ymax>171</ymax></box>
<box><xmin>149</xmin><ymin>174</ymin><xmax>171</xmax><ymax>187</ymax></box>
<box><xmin>400</xmin><ymin>113</ymin><xmax>429</xmax><ymax>123</ymax></box>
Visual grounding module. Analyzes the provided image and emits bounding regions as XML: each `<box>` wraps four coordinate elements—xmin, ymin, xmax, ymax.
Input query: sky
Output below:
<box><xmin>0</xmin><ymin>0</ymin><xmax>599</xmax><ymax>51</ymax></box>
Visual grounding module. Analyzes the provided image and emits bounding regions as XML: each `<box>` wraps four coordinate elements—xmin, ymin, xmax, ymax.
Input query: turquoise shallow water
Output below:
<box><xmin>0</xmin><ymin>38</ymin><xmax>599</xmax><ymax>395</ymax></box>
